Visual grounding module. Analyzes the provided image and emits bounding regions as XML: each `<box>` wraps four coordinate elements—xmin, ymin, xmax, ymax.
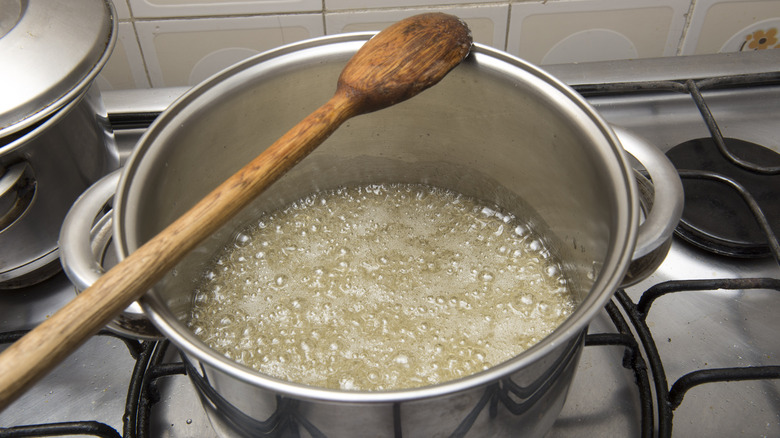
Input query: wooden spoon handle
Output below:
<box><xmin>0</xmin><ymin>91</ymin><xmax>358</xmax><ymax>411</ymax></box>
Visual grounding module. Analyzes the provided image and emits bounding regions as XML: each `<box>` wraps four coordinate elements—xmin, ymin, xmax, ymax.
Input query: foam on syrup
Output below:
<box><xmin>188</xmin><ymin>184</ymin><xmax>575</xmax><ymax>390</ymax></box>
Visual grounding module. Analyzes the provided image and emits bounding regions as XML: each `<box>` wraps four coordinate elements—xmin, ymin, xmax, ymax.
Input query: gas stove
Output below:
<box><xmin>1</xmin><ymin>49</ymin><xmax>779</xmax><ymax>437</ymax></box>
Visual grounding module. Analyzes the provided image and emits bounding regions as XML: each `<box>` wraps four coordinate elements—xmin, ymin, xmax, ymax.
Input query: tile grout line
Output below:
<box><xmin>677</xmin><ymin>0</ymin><xmax>699</xmax><ymax>56</ymax></box>
<box><xmin>504</xmin><ymin>2</ymin><xmax>513</xmax><ymax>52</ymax></box>
<box><xmin>321</xmin><ymin>0</ymin><xmax>328</xmax><ymax>33</ymax></box>
<box><xmin>124</xmin><ymin>1</ymin><xmax>154</xmax><ymax>88</ymax></box>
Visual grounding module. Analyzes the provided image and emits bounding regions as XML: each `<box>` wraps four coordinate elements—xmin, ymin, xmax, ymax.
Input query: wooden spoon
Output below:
<box><xmin>0</xmin><ymin>13</ymin><xmax>471</xmax><ymax>411</ymax></box>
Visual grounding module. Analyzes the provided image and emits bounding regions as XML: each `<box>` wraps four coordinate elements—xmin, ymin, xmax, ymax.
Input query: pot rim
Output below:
<box><xmin>120</xmin><ymin>33</ymin><xmax>638</xmax><ymax>404</ymax></box>
<box><xmin>0</xmin><ymin>84</ymin><xmax>94</xmax><ymax>154</ymax></box>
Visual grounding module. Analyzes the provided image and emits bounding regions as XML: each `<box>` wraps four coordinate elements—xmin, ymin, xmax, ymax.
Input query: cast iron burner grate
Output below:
<box><xmin>0</xmin><ymin>316</ymin><xmax>650</xmax><ymax>438</ymax></box>
<box><xmin>573</xmin><ymin>71</ymin><xmax>780</xmax><ymax>437</ymax></box>
<box><xmin>0</xmin><ymin>331</ymin><xmax>185</xmax><ymax>438</ymax></box>
<box><xmin>576</xmin><ymin>72</ymin><xmax>780</xmax><ymax>262</ymax></box>
<box><xmin>666</xmin><ymin>138</ymin><xmax>780</xmax><ymax>257</ymax></box>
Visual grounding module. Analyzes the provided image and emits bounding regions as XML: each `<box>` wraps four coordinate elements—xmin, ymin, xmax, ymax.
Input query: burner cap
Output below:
<box><xmin>666</xmin><ymin>138</ymin><xmax>780</xmax><ymax>258</ymax></box>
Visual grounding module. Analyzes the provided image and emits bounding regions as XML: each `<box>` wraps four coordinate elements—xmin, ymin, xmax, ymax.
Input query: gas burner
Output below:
<box><xmin>666</xmin><ymin>137</ymin><xmax>780</xmax><ymax>257</ymax></box>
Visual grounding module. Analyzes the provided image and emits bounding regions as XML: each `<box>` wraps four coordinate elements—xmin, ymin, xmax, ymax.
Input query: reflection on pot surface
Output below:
<box><xmin>185</xmin><ymin>332</ymin><xmax>584</xmax><ymax>437</ymax></box>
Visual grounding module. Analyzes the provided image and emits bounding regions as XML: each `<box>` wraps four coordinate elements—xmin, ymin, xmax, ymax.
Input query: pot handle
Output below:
<box><xmin>612</xmin><ymin>127</ymin><xmax>684</xmax><ymax>259</ymax></box>
<box><xmin>59</xmin><ymin>169</ymin><xmax>120</xmax><ymax>291</ymax></box>
<box><xmin>59</xmin><ymin>170</ymin><xmax>161</xmax><ymax>339</ymax></box>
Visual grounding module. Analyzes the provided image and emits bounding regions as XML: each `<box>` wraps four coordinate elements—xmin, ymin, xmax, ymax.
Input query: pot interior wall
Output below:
<box><xmin>119</xmin><ymin>40</ymin><xmax>629</xmax><ymax>353</ymax></box>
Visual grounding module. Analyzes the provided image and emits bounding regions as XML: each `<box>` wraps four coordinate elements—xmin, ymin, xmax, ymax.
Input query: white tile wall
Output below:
<box><xmin>128</xmin><ymin>0</ymin><xmax>321</xmax><ymax>18</ymax></box>
<box><xmin>324</xmin><ymin>0</ymin><xmax>498</xmax><ymax>11</ymax></box>
<box><xmin>507</xmin><ymin>0</ymin><xmax>689</xmax><ymax>65</ymax></box>
<box><xmin>324</xmin><ymin>5</ymin><xmax>509</xmax><ymax>49</ymax></box>
<box><xmin>135</xmin><ymin>14</ymin><xmax>323</xmax><ymax>87</ymax></box>
<box><xmin>97</xmin><ymin>22</ymin><xmax>150</xmax><ymax>90</ymax></box>
<box><xmin>112</xmin><ymin>0</ymin><xmax>132</xmax><ymax>19</ymax></box>
<box><xmin>98</xmin><ymin>0</ymin><xmax>778</xmax><ymax>91</ymax></box>
<box><xmin>681</xmin><ymin>0</ymin><xmax>780</xmax><ymax>54</ymax></box>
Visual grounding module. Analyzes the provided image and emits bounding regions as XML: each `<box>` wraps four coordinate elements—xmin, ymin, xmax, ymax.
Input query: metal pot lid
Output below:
<box><xmin>0</xmin><ymin>0</ymin><xmax>116</xmax><ymax>137</ymax></box>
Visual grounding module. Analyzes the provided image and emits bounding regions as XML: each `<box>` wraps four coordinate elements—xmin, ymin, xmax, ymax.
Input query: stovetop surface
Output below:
<box><xmin>1</xmin><ymin>50</ymin><xmax>779</xmax><ymax>437</ymax></box>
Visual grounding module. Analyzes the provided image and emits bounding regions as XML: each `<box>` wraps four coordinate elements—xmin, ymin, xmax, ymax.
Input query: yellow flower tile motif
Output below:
<box><xmin>742</xmin><ymin>28</ymin><xmax>779</xmax><ymax>50</ymax></box>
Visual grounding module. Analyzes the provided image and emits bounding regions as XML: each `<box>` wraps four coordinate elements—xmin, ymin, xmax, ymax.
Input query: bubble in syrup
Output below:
<box><xmin>394</xmin><ymin>354</ymin><xmax>409</xmax><ymax>365</ymax></box>
<box><xmin>234</xmin><ymin>232</ymin><xmax>251</xmax><ymax>247</ymax></box>
<box><xmin>478</xmin><ymin>271</ymin><xmax>494</xmax><ymax>282</ymax></box>
<box><xmin>188</xmin><ymin>183</ymin><xmax>575</xmax><ymax>391</ymax></box>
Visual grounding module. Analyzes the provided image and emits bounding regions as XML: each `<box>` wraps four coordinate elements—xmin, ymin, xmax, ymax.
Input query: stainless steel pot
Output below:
<box><xmin>0</xmin><ymin>0</ymin><xmax>118</xmax><ymax>288</ymax></box>
<box><xmin>61</xmin><ymin>34</ymin><xmax>683</xmax><ymax>437</ymax></box>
